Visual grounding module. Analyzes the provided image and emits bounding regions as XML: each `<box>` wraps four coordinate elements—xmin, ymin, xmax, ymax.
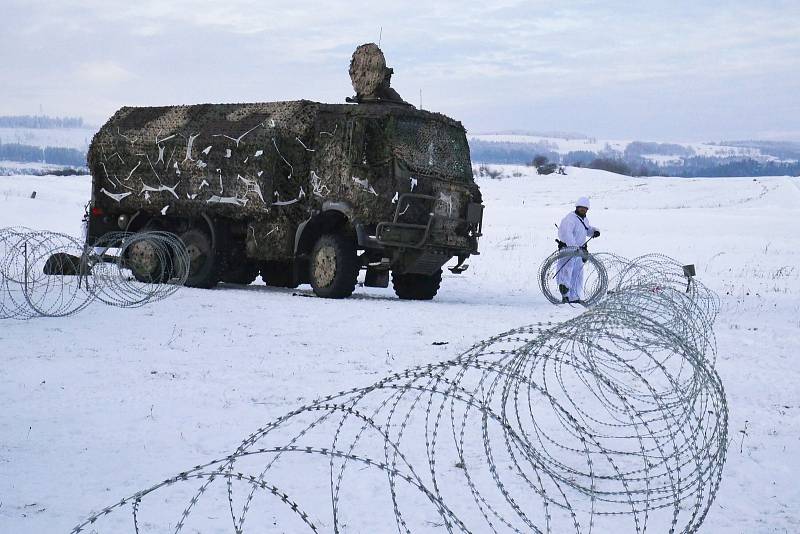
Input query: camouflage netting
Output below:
<box><xmin>390</xmin><ymin>115</ymin><xmax>473</xmax><ymax>181</ymax></box>
<box><xmin>349</xmin><ymin>43</ymin><xmax>388</xmax><ymax>97</ymax></box>
<box><xmin>89</xmin><ymin>101</ymin><xmax>318</xmax><ymax>227</ymax></box>
<box><xmin>84</xmin><ymin>42</ymin><xmax>480</xmax><ymax>267</ymax></box>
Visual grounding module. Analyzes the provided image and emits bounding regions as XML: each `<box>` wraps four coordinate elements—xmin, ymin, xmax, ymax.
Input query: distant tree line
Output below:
<box><xmin>0</xmin><ymin>142</ymin><xmax>86</xmax><ymax>167</ymax></box>
<box><xmin>470</xmin><ymin>138</ymin><xmax>800</xmax><ymax>178</ymax></box>
<box><xmin>624</xmin><ymin>141</ymin><xmax>695</xmax><ymax>158</ymax></box>
<box><xmin>561</xmin><ymin>151</ymin><xmax>603</xmax><ymax>166</ymax></box>
<box><xmin>576</xmin><ymin>157</ymin><xmax>636</xmax><ymax>176</ymax></box>
<box><xmin>0</xmin><ymin>165</ymin><xmax>86</xmax><ymax>177</ymax></box>
<box><xmin>669</xmin><ymin>158</ymin><xmax>800</xmax><ymax>178</ymax></box>
<box><xmin>0</xmin><ymin>115</ymin><xmax>85</xmax><ymax>129</ymax></box>
<box><xmin>470</xmin><ymin>139</ymin><xmax>560</xmax><ymax>165</ymax></box>
<box><xmin>714</xmin><ymin>140</ymin><xmax>800</xmax><ymax>161</ymax></box>
<box><xmin>569</xmin><ymin>155</ymin><xmax>800</xmax><ymax>177</ymax></box>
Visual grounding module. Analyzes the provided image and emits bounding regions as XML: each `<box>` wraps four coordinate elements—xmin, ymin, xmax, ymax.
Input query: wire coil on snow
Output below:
<box><xmin>71</xmin><ymin>253</ymin><xmax>727</xmax><ymax>534</ymax></box>
<box><xmin>0</xmin><ymin>227</ymin><xmax>91</xmax><ymax>319</ymax></box>
<box><xmin>0</xmin><ymin>228</ymin><xmax>189</xmax><ymax>319</ymax></box>
<box><xmin>90</xmin><ymin>231</ymin><xmax>190</xmax><ymax>309</ymax></box>
<box><xmin>539</xmin><ymin>246</ymin><xmax>608</xmax><ymax>306</ymax></box>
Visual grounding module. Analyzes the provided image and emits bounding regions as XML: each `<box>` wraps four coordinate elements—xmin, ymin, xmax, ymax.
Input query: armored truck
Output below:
<box><xmin>84</xmin><ymin>44</ymin><xmax>483</xmax><ymax>299</ymax></box>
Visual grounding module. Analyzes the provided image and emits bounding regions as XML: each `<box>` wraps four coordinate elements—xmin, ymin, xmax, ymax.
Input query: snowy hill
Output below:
<box><xmin>470</xmin><ymin>133</ymin><xmax>776</xmax><ymax>161</ymax></box>
<box><xmin>469</xmin><ymin>133</ymin><xmax>800</xmax><ymax>177</ymax></box>
<box><xmin>1</xmin><ymin>167</ymin><xmax>800</xmax><ymax>532</ymax></box>
<box><xmin>0</xmin><ymin>123</ymin><xmax>96</xmax><ymax>175</ymax></box>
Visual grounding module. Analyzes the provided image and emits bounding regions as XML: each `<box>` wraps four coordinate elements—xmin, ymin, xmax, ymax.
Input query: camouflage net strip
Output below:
<box><xmin>70</xmin><ymin>253</ymin><xmax>726</xmax><ymax>533</ymax></box>
<box><xmin>0</xmin><ymin>228</ymin><xmax>189</xmax><ymax>319</ymax></box>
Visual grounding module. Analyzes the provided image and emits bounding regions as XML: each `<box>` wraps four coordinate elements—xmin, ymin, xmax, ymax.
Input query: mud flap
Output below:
<box><xmin>365</xmin><ymin>267</ymin><xmax>389</xmax><ymax>288</ymax></box>
<box><xmin>448</xmin><ymin>254</ymin><xmax>469</xmax><ymax>274</ymax></box>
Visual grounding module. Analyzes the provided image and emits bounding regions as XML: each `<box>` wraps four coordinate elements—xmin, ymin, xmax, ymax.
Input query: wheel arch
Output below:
<box><xmin>198</xmin><ymin>212</ymin><xmax>217</xmax><ymax>252</ymax></box>
<box><xmin>295</xmin><ymin>207</ymin><xmax>353</xmax><ymax>256</ymax></box>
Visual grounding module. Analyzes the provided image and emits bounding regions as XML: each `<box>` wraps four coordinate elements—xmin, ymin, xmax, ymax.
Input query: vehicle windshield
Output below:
<box><xmin>390</xmin><ymin>116</ymin><xmax>472</xmax><ymax>181</ymax></box>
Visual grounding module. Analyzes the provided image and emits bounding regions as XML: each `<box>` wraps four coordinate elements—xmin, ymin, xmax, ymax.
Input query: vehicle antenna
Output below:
<box><xmin>378</xmin><ymin>27</ymin><xmax>382</xmax><ymax>47</ymax></box>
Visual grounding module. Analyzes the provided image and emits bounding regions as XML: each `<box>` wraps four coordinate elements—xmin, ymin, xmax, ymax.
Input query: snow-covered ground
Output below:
<box><xmin>1</xmin><ymin>167</ymin><xmax>799</xmax><ymax>532</ymax></box>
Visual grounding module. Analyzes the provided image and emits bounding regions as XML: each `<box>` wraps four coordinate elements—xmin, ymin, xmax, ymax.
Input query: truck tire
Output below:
<box><xmin>392</xmin><ymin>269</ymin><xmax>442</xmax><ymax>300</ymax></box>
<box><xmin>261</xmin><ymin>261</ymin><xmax>298</xmax><ymax>288</ymax></box>
<box><xmin>181</xmin><ymin>228</ymin><xmax>220</xmax><ymax>288</ymax></box>
<box><xmin>309</xmin><ymin>233</ymin><xmax>358</xmax><ymax>298</ymax></box>
<box><xmin>126</xmin><ymin>235</ymin><xmax>173</xmax><ymax>284</ymax></box>
<box><xmin>221</xmin><ymin>260</ymin><xmax>260</xmax><ymax>285</ymax></box>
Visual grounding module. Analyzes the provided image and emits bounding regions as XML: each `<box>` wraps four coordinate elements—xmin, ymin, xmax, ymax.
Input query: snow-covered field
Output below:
<box><xmin>1</xmin><ymin>167</ymin><xmax>799</xmax><ymax>532</ymax></box>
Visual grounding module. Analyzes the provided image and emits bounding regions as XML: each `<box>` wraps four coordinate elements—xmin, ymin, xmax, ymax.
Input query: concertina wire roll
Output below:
<box><xmin>0</xmin><ymin>227</ymin><xmax>189</xmax><ymax>319</ymax></box>
<box><xmin>69</xmin><ymin>250</ymin><xmax>727</xmax><ymax>533</ymax></box>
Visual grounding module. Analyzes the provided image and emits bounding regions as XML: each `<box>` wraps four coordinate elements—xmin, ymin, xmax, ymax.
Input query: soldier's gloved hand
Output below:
<box><xmin>579</xmin><ymin>245</ymin><xmax>589</xmax><ymax>262</ymax></box>
<box><xmin>593</xmin><ymin>230</ymin><xmax>600</xmax><ymax>238</ymax></box>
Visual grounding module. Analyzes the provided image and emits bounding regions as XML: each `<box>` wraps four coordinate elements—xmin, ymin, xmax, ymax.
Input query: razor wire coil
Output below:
<box><xmin>0</xmin><ymin>227</ymin><xmax>189</xmax><ymax>319</ymax></box>
<box><xmin>70</xmin><ymin>252</ymin><xmax>727</xmax><ymax>533</ymax></box>
<box><xmin>538</xmin><ymin>246</ymin><xmax>608</xmax><ymax>307</ymax></box>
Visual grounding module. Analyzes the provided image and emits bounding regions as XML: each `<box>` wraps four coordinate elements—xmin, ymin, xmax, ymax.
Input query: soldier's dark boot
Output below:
<box><xmin>558</xmin><ymin>284</ymin><xmax>569</xmax><ymax>303</ymax></box>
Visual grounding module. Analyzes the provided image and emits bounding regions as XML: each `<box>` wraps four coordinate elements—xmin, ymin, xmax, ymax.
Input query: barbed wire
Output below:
<box><xmin>538</xmin><ymin>246</ymin><xmax>609</xmax><ymax>306</ymax></box>
<box><xmin>0</xmin><ymin>228</ymin><xmax>188</xmax><ymax>319</ymax></box>
<box><xmin>70</xmin><ymin>252</ymin><xmax>727</xmax><ymax>533</ymax></box>
<box><xmin>540</xmin><ymin>247</ymin><xmax>720</xmax><ymax>318</ymax></box>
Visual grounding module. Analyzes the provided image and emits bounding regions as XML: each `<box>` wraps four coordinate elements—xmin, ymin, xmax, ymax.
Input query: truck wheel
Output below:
<box><xmin>392</xmin><ymin>269</ymin><xmax>442</xmax><ymax>300</ymax></box>
<box><xmin>181</xmin><ymin>228</ymin><xmax>220</xmax><ymax>288</ymax></box>
<box><xmin>261</xmin><ymin>261</ymin><xmax>298</xmax><ymax>288</ymax></box>
<box><xmin>309</xmin><ymin>234</ymin><xmax>358</xmax><ymax>298</ymax></box>
<box><xmin>126</xmin><ymin>236</ymin><xmax>173</xmax><ymax>284</ymax></box>
<box><xmin>221</xmin><ymin>261</ymin><xmax>260</xmax><ymax>285</ymax></box>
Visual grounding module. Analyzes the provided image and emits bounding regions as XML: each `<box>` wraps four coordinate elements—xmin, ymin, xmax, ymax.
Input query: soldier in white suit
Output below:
<box><xmin>556</xmin><ymin>197</ymin><xmax>600</xmax><ymax>303</ymax></box>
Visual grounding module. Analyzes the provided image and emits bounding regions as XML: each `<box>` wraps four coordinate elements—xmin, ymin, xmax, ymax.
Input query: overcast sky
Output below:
<box><xmin>2</xmin><ymin>0</ymin><xmax>799</xmax><ymax>142</ymax></box>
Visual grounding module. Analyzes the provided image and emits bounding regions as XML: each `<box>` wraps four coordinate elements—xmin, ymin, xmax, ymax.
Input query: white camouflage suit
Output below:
<box><xmin>556</xmin><ymin>198</ymin><xmax>599</xmax><ymax>302</ymax></box>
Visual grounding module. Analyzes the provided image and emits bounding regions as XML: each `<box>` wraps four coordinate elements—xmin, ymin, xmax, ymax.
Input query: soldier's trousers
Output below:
<box><xmin>556</xmin><ymin>256</ymin><xmax>584</xmax><ymax>301</ymax></box>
